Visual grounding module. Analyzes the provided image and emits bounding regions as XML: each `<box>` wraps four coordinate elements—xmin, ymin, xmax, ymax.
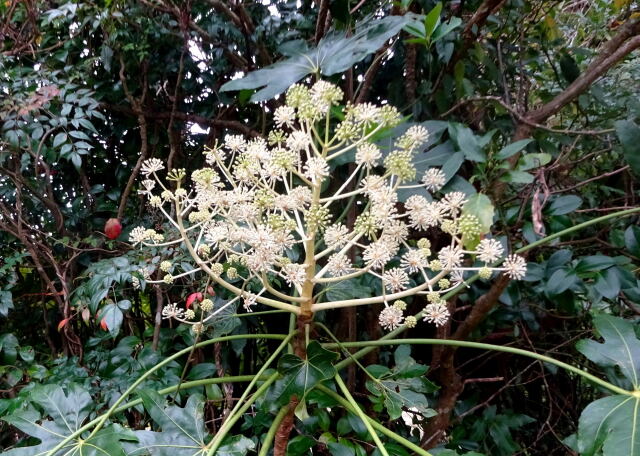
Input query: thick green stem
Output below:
<box><xmin>328</xmin><ymin>339</ymin><xmax>631</xmax><ymax>396</ymax></box>
<box><xmin>335</xmin><ymin>374</ymin><xmax>389</xmax><ymax>456</ymax></box>
<box><xmin>258</xmin><ymin>405</ymin><xmax>290</xmax><ymax>456</ymax></box>
<box><xmin>316</xmin><ymin>384</ymin><xmax>433</xmax><ymax>456</ymax></box>
<box><xmin>206</xmin><ymin>372</ymin><xmax>280</xmax><ymax>455</ymax></box>
<box><xmin>216</xmin><ymin>331</ymin><xmax>296</xmax><ymax>439</ymax></box>
<box><xmin>337</xmin><ymin>207</ymin><xmax>640</xmax><ymax>368</ymax></box>
<box><xmin>46</xmin><ymin>334</ymin><xmax>287</xmax><ymax>456</ymax></box>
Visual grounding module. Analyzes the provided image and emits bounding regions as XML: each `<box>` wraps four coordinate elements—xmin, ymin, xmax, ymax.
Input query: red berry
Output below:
<box><xmin>104</xmin><ymin>218</ymin><xmax>122</xmax><ymax>240</ymax></box>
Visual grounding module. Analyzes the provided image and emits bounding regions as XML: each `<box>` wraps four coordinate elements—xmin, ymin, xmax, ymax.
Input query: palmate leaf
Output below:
<box><xmin>220</xmin><ymin>14</ymin><xmax>421</xmax><ymax>102</ymax></box>
<box><xmin>275</xmin><ymin>341</ymin><xmax>338</xmax><ymax>406</ymax></box>
<box><xmin>572</xmin><ymin>315</ymin><xmax>640</xmax><ymax>456</ymax></box>
<box><xmin>126</xmin><ymin>390</ymin><xmax>255</xmax><ymax>456</ymax></box>
<box><xmin>1</xmin><ymin>384</ymin><xmax>135</xmax><ymax>455</ymax></box>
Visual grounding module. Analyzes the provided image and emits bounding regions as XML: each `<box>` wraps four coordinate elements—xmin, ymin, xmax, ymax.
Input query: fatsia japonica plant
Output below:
<box><xmin>129</xmin><ymin>80</ymin><xmax>527</xmax><ymax>336</ymax></box>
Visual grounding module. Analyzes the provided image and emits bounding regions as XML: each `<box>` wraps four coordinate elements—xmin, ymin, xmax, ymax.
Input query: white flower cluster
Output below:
<box><xmin>131</xmin><ymin>80</ymin><xmax>526</xmax><ymax>332</ymax></box>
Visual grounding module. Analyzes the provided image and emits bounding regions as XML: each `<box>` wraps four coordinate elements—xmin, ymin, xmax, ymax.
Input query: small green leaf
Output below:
<box><xmin>496</xmin><ymin>139</ymin><xmax>533</xmax><ymax>160</ymax></box>
<box><xmin>424</xmin><ymin>2</ymin><xmax>443</xmax><ymax>39</ymax></box>
<box><xmin>547</xmin><ymin>195</ymin><xmax>582</xmax><ymax>215</ymax></box>
<box><xmin>53</xmin><ymin>132</ymin><xmax>67</xmax><ymax>148</ymax></box>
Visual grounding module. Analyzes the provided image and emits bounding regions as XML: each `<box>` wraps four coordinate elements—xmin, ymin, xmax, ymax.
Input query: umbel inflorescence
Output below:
<box><xmin>130</xmin><ymin>80</ymin><xmax>526</xmax><ymax>332</ymax></box>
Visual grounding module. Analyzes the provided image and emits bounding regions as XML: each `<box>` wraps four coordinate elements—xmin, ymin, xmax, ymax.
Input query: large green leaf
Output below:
<box><xmin>275</xmin><ymin>341</ymin><xmax>338</xmax><ymax>406</ymax></box>
<box><xmin>615</xmin><ymin>120</ymin><xmax>640</xmax><ymax>176</ymax></box>
<box><xmin>573</xmin><ymin>315</ymin><xmax>640</xmax><ymax>456</ymax></box>
<box><xmin>220</xmin><ymin>15</ymin><xmax>420</xmax><ymax>102</ymax></box>
<box><xmin>1</xmin><ymin>384</ymin><xmax>133</xmax><ymax>455</ymax></box>
<box><xmin>128</xmin><ymin>390</ymin><xmax>214</xmax><ymax>455</ymax></box>
<box><xmin>576</xmin><ymin>395</ymin><xmax>639</xmax><ymax>456</ymax></box>
<box><xmin>577</xmin><ymin>314</ymin><xmax>640</xmax><ymax>388</ymax></box>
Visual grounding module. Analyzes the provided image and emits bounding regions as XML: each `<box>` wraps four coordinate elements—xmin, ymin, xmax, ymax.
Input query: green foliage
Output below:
<box><xmin>571</xmin><ymin>315</ymin><xmax>640</xmax><ymax>456</ymax></box>
<box><xmin>275</xmin><ymin>342</ymin><xmax>339</xmax><ymax>406</ymax></box>
<box><xmin>221</xmin><ymin>15</ymin><xmax>421</xmax><ymax>102</ymax></box>
<box><xmin>366</xmin><ymin>345</ymin><xmax>438</xmax><ymax>420</ymax></box>
<box><xmin>2</xmin><ymin>384</ymin><xmax>135</xmax><ymax>455</ymax></box>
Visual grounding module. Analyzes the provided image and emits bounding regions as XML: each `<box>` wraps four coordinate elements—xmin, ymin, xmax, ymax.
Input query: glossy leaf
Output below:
<box><xmin>276</xmin><ymin>341</ymin><xmax>338</xmax><ymax>405</ymax></box>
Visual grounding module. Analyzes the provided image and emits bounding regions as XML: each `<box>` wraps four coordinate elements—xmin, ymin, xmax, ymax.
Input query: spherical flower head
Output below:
<box><xmin>184</xmin><ymin>309</ymin><xmax>196</xmax><ymax>320</ymax></box>
<box><xmin>393</xmin><ymin>300</ymin><xmax>407</xmax><ymax>311</ymax></box>
<box><xmin>324</xmin><ymin>224</ymin><xmax>350</xmax><ymax>249</ymax></box>
<box><xmin>476</xmin><ymin>238</ymin><xmax>504</xmax><ymax>263</ymax></box>
<box><xmin>379</xmin><ymin>305</ymin><xmax>404</xmax><ymax>331</ymax></box>
<box><xmin>161</xmin><ymin>189</ymin><xmax>174</xmax><ymax>201</ymax></box>
<box><xmin>327</xmin><ymin>253</ymin><xmax>353</xmax><ymax>277</ymax></box>
<box><xmin>160</xmin><ymin>260</ymin><xmax>172</xmax><ymax>272</ymax></box>
<box><xmin>363</xmin><ymin>240</ymin><xmax>393</xmax><ymax>270</ymax></box>
<box><xmin>191</xmin><ymin>323</ymin><xmax>204</xmax><ymax>335</ymax></box>
<box><xmin>174</xmin><ymin>188</ymin><xmax>188</xmax><ymax>199</ymax></box>
<box><xmin>438</xmin><ymin>245</ymin><xmax>463</xmax><ymax>269</ymax></box>
<box><xmin>224</xmin><ymin>134</ymin><xmax>246</xmax><ymax>153</ymax></box>
<box><xmin>426</xmin><ymin>291</ymin><xmax>441</xmax><ymax>303</ymax></box>
<box><xmin>200</xmin><ymin>299</ymin><xmax>214</xmax><ymax>312</ymax></box>
<box><xmin>379</xmin><ymin>105</ymin><xmax>402</xmax><ymax>127</ymax></box>
<box><xmin>383</xmin><ymin>268</ymin><xmax>410</xmax><ymax>293</ymax></box>
<box><xmin>163</xmin><ymin>274</ymin><xmax>174</xmax><ymax>284</ymax></box>
<box><xmin>197</xmin><ymin>244</ymin><xmax>211</xmax><ymax>257</ymax></box>
<box><xmin>355</xmin><ymin>212</ymin><xmax>380</xmax><ymax>239</ymax></box>
<box><xmin>478</xmin><ymin>266</ymin><xmax>492</xmax><ymax>280</ymax></box>
<box><xmin>311</xmin><ymin>80</ymin><xmax>344</xmax><ymax>111</ymax></box>
<box><xmin>281</xmin><ymin>263</ymin><xmax>306</xmax><ymax>287</ymax></box>
<box><xmin>141</xmin><ymin>158</ymin><xmax>164</xmax><ymax>176</ymax></box>
<box><xmin>335</xmin><ymin>119</ymin><xmax>359</xmax><ymax>142</ymax></box>
<box><xmin>129</xmin><ymin>226</ymin><xmax>149</xmax><ymax>245</ymax></box>
<box><xmin>458</xmin><ymin>214</ymin><xmax>482</xmax><ymax>237</ymax></box>
<box><xmin>422</xmin><ymin>168</ymin><xmax>446</xmax><ymax>192</ymax></box>
<box><xmin>306</xmin><ymin>204</ymin><xmax>331</xmax><ymax>233</ymax></box>
<box><xmin>404</xmin><ymin>315</ymin><xmax>417</xmax><ymax>328</ymax></box>
<box><xmin>274</xmin><ymin>106</ymin><xmax>296</xmax><ymax>128</ymax></box>
<box><xmin>401</xmin><ymin>249</ymin><xmax>428</xmax><ymax>273</ymax></box>
<box><xmin>268</xmin><ymin>129</ymin><xmax>286</xmax><ymax>145</ymax></box>
<box><xmin>149</xmin><ymin>195</ymin><xmax>162</xmax><ymax>208</ymax></box>
<box><xmin>355</xmin><ymin>142</ymin><xmax>382</xmax><ymax>168</ymax></box>
<box><xmin>429</xmin><ymin>259</ymin><xmax>443</xmax><ymax>271</ymax></box>
<box><xmin>286</xmin><ymin>84</ymin><xmax>310</xmax><ymax>109</ymax></box>
<box><xmin>443</xmin><ymin>192</ymin><xmax>468</xmax><ymax>213</ymax></box>
<box><xmin>303</xmin><ymin>156</ymin><xmax>329</xmax><ymax>184</ymax></box>
<box><xmin>211</xmin><ymin>263</ymin><xmax>223</xmax><ymax>276</ymax></box>
<box><xmin>162</xmin><ymin>303</ymin><xmax>184</xmax><ymax>319</ymax></box>
<box><xmin>417</xmin><ymin>238</ymin><xmax>431</xmax><ymax>250</ymax></box>
<box><xmin>440</xmin><ymin>219</ymin><xmax>458</xmax><ymax>235</ymax></box>
<box><xmin>438</xmin><ymin>278</ymin><xmax>450</xmax><ymax>289</ymax></box>
<box><xmin>396</xmin><ymin>125</ymin><xmax>429</xmax><ymax>151</ymax></box>
<box><xmin>504</xmin><ymin>254</ymin><xmax>527</xmax><ymax>280</ymax></box>
<box><xmin>423</xmin><ymin>302</ymin><xmax>450</xmax><ymax>327</ymax></box>
<box><xmin>384</xmin><ymin>150</ymin><xmax>416</xmax><ymax>182</ymax></box>
<box><xmin>226</xmin><ymin>267</ymin><xmax>238</xmax><ymax>280</ymax></box>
